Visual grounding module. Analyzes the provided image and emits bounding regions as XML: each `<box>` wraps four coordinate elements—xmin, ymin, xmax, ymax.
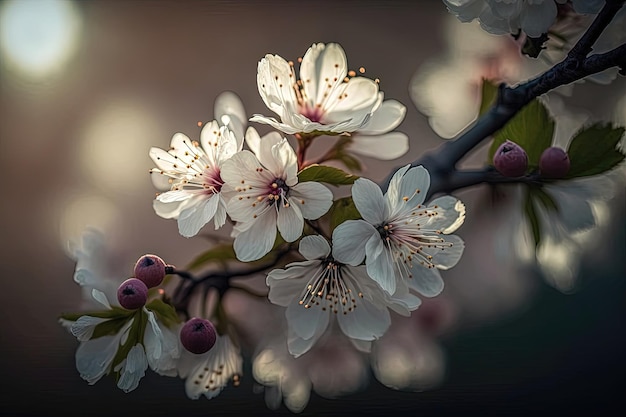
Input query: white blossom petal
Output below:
<box><xmin>358</xmin><ymin>99</ymin><xmax>406</xmax><ymax>135</ymax></box>
<box><xmin>347</xmin><ymin>132</ymin><xmax>409</xmax><ymax>160</ymax></box>
<box><xmin>233</xmin><ymin>208</ymin><xmax>278</xmax><ymax>262</ymax></box>
<box><xmin>332</xmin><ymin>220</ymin><xmax>377</xmax><ymax>266</ymax></box>
<box><xmin>289</xmin><ymin>182</ymin><xmax>333</xmax><ymax>220</ymax></box>
<box><xmin>409</xmin><ymin>266</ymin><xmax>444</xmax><ymax>297</ymax></box>
<box><xmin>352</xmin><ymin>178</ymin><xmax>387</xmax><ymax>225</ymax></box>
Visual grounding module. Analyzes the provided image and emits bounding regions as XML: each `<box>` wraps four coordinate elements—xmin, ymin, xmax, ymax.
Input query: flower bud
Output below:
<box><xmin>117</xmin><ymin>278</ymin><xmax>148</xmax><ymax>310</ymax></box>
<box><xmin>539</xmin><ymin>146</ymin><xmax>570</xmax><ymax>178</ymax></box>
<box><xmin>180</xmin><ymin>317</ymin><xmax>217</xmax><ymax>354</ymax></box>
<box><xmin>134</xmin><ymin>254</ymin><xmax>166</xmax><ymax>288</ymax></box>
<box><xmin>493</xmin><ymin>140</ymin><xmax>528</xmax><ymax>177</ymax></box>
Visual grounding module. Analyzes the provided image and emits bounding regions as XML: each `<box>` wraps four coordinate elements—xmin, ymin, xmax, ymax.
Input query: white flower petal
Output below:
<box><xmin>358</xmin><ymin>99</ymin><xmax>406</xmax><ymax>135</ymax></box>
<box><xmin>214</xmin><ymin>91</ymin><xmax>247</xmax><ymax>147</ymax></box>
<box><xmin>347</xmin><ymin>132</ymin><xmax>409</xmax><ymax>160</ymax></box>
<box><xmin>409</xmin><ymin>266</ymin><xmax>444</xmax><ymax>297</ymax></box>
<box><xmin>424</xmin><ymin>195</ymin><xmax>466</xmax><ymax>234</ymax></box>
<box><xmin>298</xmin><ymin>235</ymin><xmax>331</xmax><ymax>260</ymax></box>
<box><xmin>71</xmin><ymin>316</ymin><xmax>108</xmax><ymax>342</ymax></box>
<box><xmin>337</xmin><ymin>296</ymin><xmax>390</xmax><ymax>341</ymax></box>
<box><xmin>365</xmin><ymin>234</ymin><xmax>397</xmax><ymax>295</ymax></box>
<box><xmin>277</xmin><ymin>203</ymin><xmax>304</xmax><ymax>243</ymax></box>
<box><xmin>520</xmin><ymin>1</ymin><xmax>557</xmax><ymax>38</ymax></box>
<box><xmin>300</xmin><ymin>43</ymin><xmax>347</xmax><ymax>108</ymax></box>
<box><xmin>424</xmin><ymin>234</ymin><xmax>465</xmax><ymax>270</ymax></box>
<box><xmin>332</xmin><ymin>220</ymin><xmax>377</xmax><ymax>266</ymax></box>
<box><xmin>91</xmin><ymin>289</ymin><xmax>111</xmax><ymax>309</ymax></box>
<box><xmin>289</xmin><ymin>182</ymin><xmax>333</xmax><ymax>220</ymax></box>
<box><xmin>391</xmin><ymin>165</ymin><xmax>430</xmax><ymax>214</ymax></box>
<box><xmin>267</xmin><ymin>261</ymin><xmax>320</xmax><ymax>306</ymax></box>
<box><xmin>286</xmin><ymin>298</ymin><xmax>330</xmax><ymax>341</ymax></box>
<box><xmin>270</xmin><ymin>139</ymin><xmax>298</xmax><ymax>185</ymax></box>
<box><xmin>177</xmin><ymin>193</ymin><xmax>220</xmax><ymax>237</ymax></box>
<box><xmin>116</xmin><ymin>344</ymin><xmax>148</xmax><ymax>393</ymax></box>
<box><xmin>75</xmin><ymin>334</ymin><xmax>120</xmax><ymax>385</ymax></box>
<box><xmin>352</xmin><ymin>178</ymin><xmax>387</xmax><ymax>225</ymax></box>
<box><xmin>233</xmin><ymin>209</ymin><xmax>277</xmax><ymax>262</ymax></box>
<box><xmin>324</xmin><ymin>77</ymin><xmax>380</xmax><ymax>125</ymax></box>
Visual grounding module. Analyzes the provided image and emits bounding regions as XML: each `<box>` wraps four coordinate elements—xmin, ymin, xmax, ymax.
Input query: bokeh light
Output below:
<box><xmin>0</xmin><ymin>0</ymin><xmax>82</xmax><ymax>80</ymax></box>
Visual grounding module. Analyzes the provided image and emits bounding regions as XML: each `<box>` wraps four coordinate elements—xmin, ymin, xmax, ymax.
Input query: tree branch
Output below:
<box><xmin>382</xmin><ymin>1</ymin><xmax>625</xmax><ymax>197</ymax></box>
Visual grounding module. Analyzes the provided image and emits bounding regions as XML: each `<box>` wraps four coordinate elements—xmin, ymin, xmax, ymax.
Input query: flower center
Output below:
<box><xmin>298</xmin><ymin>258</ymin><xmax>363</xmax><ymax>315</ymax></box>
<box><xmin>266</xmin><ymin>178</ymin><xmax>290</xmax><ymax>207</ymax></box>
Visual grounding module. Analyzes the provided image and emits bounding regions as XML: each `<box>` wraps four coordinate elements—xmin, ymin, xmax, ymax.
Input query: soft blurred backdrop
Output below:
<box><xmin>0</xmin><ymin>1</ymin><xmax>624</xmax><ymax>416</ymax></box>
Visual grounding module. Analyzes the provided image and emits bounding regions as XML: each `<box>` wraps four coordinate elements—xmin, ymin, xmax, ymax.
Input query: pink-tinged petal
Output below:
<box><xmin>365</xmin><ymin>234</ymin><xmax>396</xmax><ymax>295</ymax></box>
<box><xmin>298</xmin><ymin>235</ymin><xmax>330</xmax><ymax>260</ymax></box>
<box><xmin>300</xmin><ymin>43</ymin><xmax>347</xmax><ymax>109</ymax></box>
<box><xmin>233</xmin><ymin>209</ymin><xmax>277</xmax><ymax>262</ymax></box>
<box><xmin>286</xmin><ymin>298</ymin><xmax>329</xmax><ymax>341</ymax></box>
<box><xmin>423</xmin><ymin>196</ymin><xmax>466</xmax><ymax>234</ymax></box>
<box><xmin>277</xmin><ymin>203</ymin><xmax>304</xmax><ymax>243</ymax></box>
<box><xmin>289</xmin><ymin>182</ymin><xmax>333</xmax><ymax>220</ymax></box>
<box><xmin>348</xmin><ymin>132</ymin><xmax>409</xmax><ymax>160</ymax></box>
<box><xmin>358</xmin><ymin>100</ymin><xmax>406</xmax><ymax>135</ymax></box>
<box><xmin>408</xmin><ymin>266</ymin><xmax>444</xmax><ymax>297</ymax></box>
<box><xmin>332</xmin><ymin>220</ymin><xmax>377</xmax><ymax>266</ymax></box>
<box><xmin>324</xmin><ymin>77</ymin><xmax>381</xmax><ymax>125</ymax></box>
<box><xmin>177</xmin><ymin>194</ymin><xmax>220</xmax><ymax>237</ymax></box>
<box><xmin>352</xmin><ymin>177</ymin><xmax>387</xmax><ymax>225</ymax></box>
<box><xmin>214</xmin><ymin>91</ymin><xmax>246</xmax><ymax>147</ymax></box>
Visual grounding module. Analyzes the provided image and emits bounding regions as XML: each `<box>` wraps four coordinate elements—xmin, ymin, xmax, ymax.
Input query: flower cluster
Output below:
<box><xmin>60</xmin><ymin>42</ymin><xmax>467</xmax><ymax>408</ymax></box>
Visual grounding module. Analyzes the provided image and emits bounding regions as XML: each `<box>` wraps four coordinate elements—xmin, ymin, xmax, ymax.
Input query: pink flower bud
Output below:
<box><xmin>493</xmin><ymin>140</ymin><xmax>528</xmax><ymax>177</ymax></box>
<box><xmin>117</xmin><ymin>278</ymin><xmax>148</xmax><ymax>310</ymax></box>
<box><xmin>180</xmin><ymin>317</ymin><xmax>217</xmax><ymax>354</ymax></box>
<box><xmin>539</xmin><ymin>146</ymin><xmax>570</xmax><ymax>178</ymax></box>
<box><xmin>134</xmin><ymin>254</ymin><xmax>166</xmax><ymax>288</ymax></box>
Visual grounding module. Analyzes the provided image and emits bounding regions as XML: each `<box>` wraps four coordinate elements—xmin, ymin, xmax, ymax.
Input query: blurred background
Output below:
<box><xmin>0</xmin><ymin>1</ymin><xmax>624</xmax><ymax>416</ymax></box>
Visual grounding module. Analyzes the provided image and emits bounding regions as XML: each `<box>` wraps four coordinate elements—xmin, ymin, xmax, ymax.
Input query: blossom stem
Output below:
<box><xmin>382</xmin><ymin>0</ymin><xmax>625</xmax><ymax>195</ymax></box>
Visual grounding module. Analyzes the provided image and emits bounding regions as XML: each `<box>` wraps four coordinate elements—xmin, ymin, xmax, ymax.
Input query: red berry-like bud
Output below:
<box><xmin>539</xmin><ymin>146</ymin><xmax>570</xmax><ymax>178</ymax></box>
<box><xmin>134</xmin><ymin>254</ymin><xmax>166</xmax><ymax>288</ymax></box>
<box><xmin>117</xmin><ymin>278</ymin><xmax>148</xmax><ymax>310</ymax></box>
<box><xmin>180</xmin><ymin>318</ymin><xmax>217</xmax><ymax>354</ymax></box>
<box><xmin>493</xmin><ymin>140</ymin><xmax>528</xmax><ymax>177</ymax></box>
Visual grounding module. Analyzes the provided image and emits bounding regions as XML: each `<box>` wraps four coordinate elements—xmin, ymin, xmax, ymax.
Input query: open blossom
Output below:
<box><xmin>177</xmin><ymin>334</ymin><xmax>243</xmax><ymax>400</ymax></box>
<box><xmin>250</xmin><ymin>42</ymin><xmax>408</xmax><ymax>158</ymax></box>
<box><xmin>221</xmin><ymin>135</ymin><xmax>333</xmax><ymax>262</ymax></box>
<box><xmin>333</xmin><ymin>165</ymin><xmax>465</xmax><ymax>296</ymax></box>
<box><xmin>267</xmin><ymin>235</ymin><xmax>421</xmax><ymax>357</ymax></box>
<box><xmin>149</xmin><ymin>120</ymin><xmax>241</xmax><ymax>237</ymax></box>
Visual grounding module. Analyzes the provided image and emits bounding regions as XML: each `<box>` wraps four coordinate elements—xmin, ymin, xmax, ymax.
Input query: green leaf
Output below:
<box><xmin>328</xmin><ymin>197</ymin><xmax>362</xmax><ymax>232</ymax></box>
<box><xmin>479</xmin><ymin>79</ymin><xmax>498</xmax><ymax>116</ymax></box>
<box><xmin>146</xmin><ymin>299</ymin><xmax>180</xmax><ymax>328</ymax></box>
<box><xmin>186</xmin><ymin>242</ymin><xmax>237</xmax><ymax>270</ymax></box>
<box><xmin>488</xmin><ymin>98</ymin><xmax>555</xmax><ymax>167</ymax></box>
<box><xmin>566</xmin><ymin>123</ymin><xmax>625</xmax><ymax>178</ymax></box>
<box><xmin>91</xmin><ymin>316</ymin><xmax>134</xmax><ymax>339</ymax></box>
<box><xmin>298</xmin><ymin>164</ymin><xmax>359</xmax><ymax>186</ymax></box>
<box><xmin>112</xmin><ymin>309</ymin><xmax>148</xmax><ymax>381</ymax></box>
<box><xmin>60</xmin><ymin>307</ymin><xmax>134</xmax><ymax>322</ymax></box>
<box><xmin>336</xmin><ymin>152</ymin><xmax>363</xmax><ymax>172</ymax></box>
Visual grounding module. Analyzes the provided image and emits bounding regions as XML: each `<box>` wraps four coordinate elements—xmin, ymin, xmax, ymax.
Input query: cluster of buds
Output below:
<box><xmin>493</xmin><ymin>140</ymin><xmax>570</xmax><ymax>178</ymax></box>
<box><xmin>116</xmin><ymin>254</ymin><xmax>167</xmax><ymax>309</ymax></box>
<box><xmin>116</xmin><ymin>254</ymin><xmax>219</xmax><ymax>356</ymax></box>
